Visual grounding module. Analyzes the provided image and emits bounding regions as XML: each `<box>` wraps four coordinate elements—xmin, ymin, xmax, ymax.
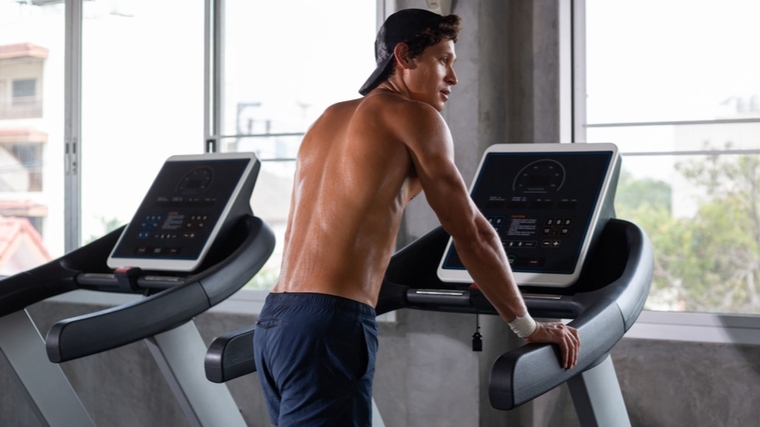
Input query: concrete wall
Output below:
<box><xmin>519</xmin><ymin>339</ymin><xmax>760</xmax><ymax>427</ymax></box>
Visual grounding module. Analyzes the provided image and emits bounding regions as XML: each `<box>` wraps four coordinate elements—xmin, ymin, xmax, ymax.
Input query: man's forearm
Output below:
<box><xmin>451</xmin><ymin>217</ymin><xmax>528</xmax><ymax>323</ymax></box>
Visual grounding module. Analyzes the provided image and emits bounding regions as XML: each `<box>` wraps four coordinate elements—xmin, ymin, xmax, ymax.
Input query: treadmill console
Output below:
<box><xmin>107</xmin><ymin>152</ymin><xmax>260</xmax><ymax>272</ymax></box>
<box><xmin>437</xmin><ymin>143</ymin><xmax>620</xmax><ymax>287</ymax></box>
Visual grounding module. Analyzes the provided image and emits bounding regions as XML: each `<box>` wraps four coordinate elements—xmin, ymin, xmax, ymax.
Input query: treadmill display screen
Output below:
<box><xmin>440</xmin><ymin>149</ymin><xmax>614</xmax><ymax>284</ymax></box>
<box><xmin>108</xmin><ymin>156</ymin><xmax>252</xmax><ymax>270</ymax></box>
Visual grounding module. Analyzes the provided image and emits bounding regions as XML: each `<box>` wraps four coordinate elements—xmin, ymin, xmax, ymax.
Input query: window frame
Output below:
<box><xmin>64</xmin><ymin>0</ymin><xmax>82</xmax><ymax>253</ymax></box>
<box><xmin>12</xmin><ymin>78</ymin><xmax>37</xmax><ymax>99</ymax></box>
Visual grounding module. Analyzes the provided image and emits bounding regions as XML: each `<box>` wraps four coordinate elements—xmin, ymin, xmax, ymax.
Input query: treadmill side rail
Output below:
<box><xmin>205</xmin><ymin>324</ymin><xmax>257</xmax><ymax>383</ymax></box>
<box><xmin>45</xmin><ymin>215</ymin><xmax>275</xmax><ymax>363</ymax></box>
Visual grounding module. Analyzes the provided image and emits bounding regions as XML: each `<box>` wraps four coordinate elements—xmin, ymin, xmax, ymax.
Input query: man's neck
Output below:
<box><xmin>373</xmin><ymin>80</ymin><xmax>409</xmax><ymax>98</ymax></box>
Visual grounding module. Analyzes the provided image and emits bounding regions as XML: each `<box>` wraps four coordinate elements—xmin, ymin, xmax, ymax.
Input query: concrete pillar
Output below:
<box><xmin>397</xmin><ymin>0</ymin><xmax>564</xmax><ymax>246</ymax></box>
<box><xmin>387</xmin><ymin>1</ymin><xmax>565</xmax><ymax>426</ymax></box>
<box><xmin>500</xmin><ymin>0</ymin><xmax>562</xmax><ymax>145</ymax></box>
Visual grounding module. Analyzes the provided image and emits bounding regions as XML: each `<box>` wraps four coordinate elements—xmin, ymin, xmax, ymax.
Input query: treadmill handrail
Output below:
<box><xmin>488</xmin><ymin>220</ymin><xmax>653</xmax><ymax>410</ymax></box>
<box><xmin>46</xmin><ymin>215</ymin><xmax>275</xmax><ymax>363</ymax></box>
<box><xmin>570</xmin><ymin>222</ymin><xmax>654</xmax><ymax>331</ymax></box>
<box><xmin>196</xmin><ymin>216</ymin><xmax>276</xmax><ymax>307</ymax></box>
<box><xmin>0</xmin><ymin>226</ymin><xmax>126</xmax><ymax>318</ymax></box>
<box><xmin>205</xmin><ymin>324</ymin><xmax>257</xmax><ymax>383</ymax></box>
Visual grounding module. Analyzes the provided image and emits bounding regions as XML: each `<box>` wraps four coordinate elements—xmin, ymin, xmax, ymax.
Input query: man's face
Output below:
<box><xmin>405</xmin><ymin>39</ymin><xmax>458</xmax><ymax>112</ymax></box>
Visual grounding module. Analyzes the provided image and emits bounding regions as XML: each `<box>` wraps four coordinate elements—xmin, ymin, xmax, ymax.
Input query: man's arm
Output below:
<box><xmin>400</xmin><ymin>104</ymin><xmax>580</xmax><ymax>369</ymax></box>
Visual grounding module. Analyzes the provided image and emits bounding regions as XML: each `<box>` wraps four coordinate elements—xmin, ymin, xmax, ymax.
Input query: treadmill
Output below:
<box><xmin>0</xmin><ymin>152</ymin><xmax>275</xmax><ymax>427</ymax></box>
<box><xmin>203</xmin><ymin>143</ymin><xmax>654</xmax><ymax>427</ymax></box>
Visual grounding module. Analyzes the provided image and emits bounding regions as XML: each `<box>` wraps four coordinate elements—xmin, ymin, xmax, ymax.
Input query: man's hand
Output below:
<box><xmin>524</xmin><ymin>322</ymin><xmax>580</xmax><ymax>369</ymax></box>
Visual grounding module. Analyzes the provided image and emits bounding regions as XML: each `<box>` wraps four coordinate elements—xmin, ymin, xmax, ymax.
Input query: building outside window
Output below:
<box><xmin>0</xmin><ymin>2</ymin><xmax>60</xmax><ymax>275</ymax></box>
<box><xmin>1</xmin><ymin>44</ymin><xmax>46</xmax><ymax>120</ymax></box>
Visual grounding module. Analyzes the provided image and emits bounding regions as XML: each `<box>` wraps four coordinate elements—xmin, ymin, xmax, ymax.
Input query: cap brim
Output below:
<box><xmin>359</xmin><ymin>53</ymin><xmax>395</xmax><ymax>96</ymax></box>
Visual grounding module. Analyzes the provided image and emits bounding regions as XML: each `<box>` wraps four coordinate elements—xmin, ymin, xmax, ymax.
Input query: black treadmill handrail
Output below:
<box><xmin>45</xmin><ymin>215</ymin><xmax>275</xmax><ymax>363</ymax></box>
<box><xmin>570</xmin><ymin>223</ymin><xmax>654</xmax><ymax>332</ymax></box>
<box><xmin>205</xmin><ymin>324</ymin><xmax>257</xmax><ymax>383</ymax></box>
<box><xmin>488</xmin><ymin>220</ymin><xmax>653</xmax><ymax>409</ymax></box>
<box><xmin>0</xmin><ymin>226</ymin><xmax>127</xmax><ymax>319</ymax></box>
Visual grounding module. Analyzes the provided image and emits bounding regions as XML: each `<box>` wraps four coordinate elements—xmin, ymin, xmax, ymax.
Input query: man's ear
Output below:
<box><xmin>393</xmin><ymin>42</ymin><xmax>416</xmax><ymax>70</ymax></box>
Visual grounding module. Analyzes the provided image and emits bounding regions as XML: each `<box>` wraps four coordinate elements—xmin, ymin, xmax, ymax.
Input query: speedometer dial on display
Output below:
<box><xmin>513</xmin><ymin>159</ymin><xmax>565</xmax><ymax>193</ymax></box>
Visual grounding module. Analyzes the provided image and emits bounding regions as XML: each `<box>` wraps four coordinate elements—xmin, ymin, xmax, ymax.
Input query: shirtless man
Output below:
<box><xmin>253</xmin><ymin>9</ymin><xmax>580</xmax><ymax>426</ymax></box>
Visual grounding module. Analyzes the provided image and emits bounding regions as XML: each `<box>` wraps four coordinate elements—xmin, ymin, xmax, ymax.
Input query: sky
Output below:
<box><xmin>223</xmin><ymin>0</ymin><xmax>376</xmax><ymax>135</ymax></box>
<box><xmin>586</xmin><ymin>0</ymin><xmax>760</xmax><ymax>124</ymax></box>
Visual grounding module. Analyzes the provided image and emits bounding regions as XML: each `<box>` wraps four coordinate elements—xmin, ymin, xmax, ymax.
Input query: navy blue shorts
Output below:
<box><xmin>253</xmin><ymin>292</ymin><xmax>378</xmax><ymax>427</ymax></box>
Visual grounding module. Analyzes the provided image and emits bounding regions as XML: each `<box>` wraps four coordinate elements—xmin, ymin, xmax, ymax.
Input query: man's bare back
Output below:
<box><xmin>271</xmin><ymin>92</ymin><xmax>425</xmax><ymax>307</ymax></box>
<box><xmin>272</xmin><ymin>34</ymin><xmax>579</xmax><ymax>371</ymax></box>
<box><xmin>255</xmin><ymin>10</ymin><xmax>579</xmax><ymax>426</ymax></box>
<box><xmin>254</xmin><ymin>9</ymin><xmax>580</xmax><ymax>426</ymax></box>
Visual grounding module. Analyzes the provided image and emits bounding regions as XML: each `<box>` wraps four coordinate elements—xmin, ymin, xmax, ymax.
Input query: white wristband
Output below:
<box><xmin>508</xmin><ymin>313</ymin><xmax>537</xmax><ymax>338</ymax></box>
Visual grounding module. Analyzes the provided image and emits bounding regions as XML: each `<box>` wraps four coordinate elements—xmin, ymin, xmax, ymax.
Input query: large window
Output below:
<box><xmin>0</xmin><ymin>0</ymin><xmax>375</xmax><ymax>285</ymax></box>
<box><xmin>586</xmin><ymin>0</ymin><xmax>760</xmax><ymax>314</ymax></box>
<box><xmin>220</xmin><ymin>0</ymin><xmax>376</xmax><ymax>289</ymax></box>
<box><xmin>0</xmin><ymin>0</ymin><xmax>64</xmax><ymax>274</ymax></box>
<box><xmin>1</xmin><ymin>0</ymin><xmax>204</xmax><ymax>272</ymax></box>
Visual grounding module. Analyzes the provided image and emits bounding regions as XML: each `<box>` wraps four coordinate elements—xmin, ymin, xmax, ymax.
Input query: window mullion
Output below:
<box><xmin>204</xmin><ymin>0</ymin><xmax>225</xmax><ymax>153</ymax></box>
<box><xmin>64</xmin><ymin>0</ymin><xmax>83</xmax><ymax>253</ymax></box>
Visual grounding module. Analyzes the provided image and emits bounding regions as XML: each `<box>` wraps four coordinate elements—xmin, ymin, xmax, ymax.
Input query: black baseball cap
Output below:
<box><xmin>359</xmin><ymin>9</ymin><xmax>446</xmax><ymax>96</ymax></box>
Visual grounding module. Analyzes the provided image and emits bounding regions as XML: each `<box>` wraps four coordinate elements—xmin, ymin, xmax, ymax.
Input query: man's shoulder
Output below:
<box><xmin>311</xmin><ymin>93</ymin><xmax>447</xmax><ymax>147</ymax></box>
<box><xmin>352</xmin><ymin>93</ymin><xmax>451</xmax><ymax>151</ymax></box>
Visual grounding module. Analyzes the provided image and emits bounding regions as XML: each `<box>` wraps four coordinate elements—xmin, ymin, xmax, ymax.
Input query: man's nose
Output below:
<box><xmin>447</xmin><ymin>66</ymin><xmax>458</xmax><ymax>86</ymax></box>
